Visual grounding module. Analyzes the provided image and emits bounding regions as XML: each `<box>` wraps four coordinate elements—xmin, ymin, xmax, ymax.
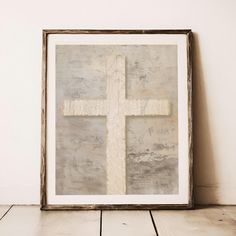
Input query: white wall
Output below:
<box><xmin>0</xmin><ymin>0</ymin><xmax>236</xmax><ymax>205</ymax></box>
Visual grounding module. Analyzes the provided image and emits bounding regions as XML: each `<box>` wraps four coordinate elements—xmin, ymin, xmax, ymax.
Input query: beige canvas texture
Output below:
<box><xmin>56</xmin><ymin>45</ymin><xmax>178</xmax><ymax>195</ymax></box>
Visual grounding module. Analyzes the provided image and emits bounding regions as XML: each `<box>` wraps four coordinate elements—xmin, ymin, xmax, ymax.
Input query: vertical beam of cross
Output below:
<box><xmin>106</xmin><ymin>55</ymin><xmax>126</xmax><ymax>194</ymax></box>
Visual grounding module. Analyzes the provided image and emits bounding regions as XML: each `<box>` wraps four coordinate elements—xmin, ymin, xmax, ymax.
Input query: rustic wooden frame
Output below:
<box><xmin>41</xmin><ymin>29</ymin><xmax>193</xmax><ymax>210</ymax></box>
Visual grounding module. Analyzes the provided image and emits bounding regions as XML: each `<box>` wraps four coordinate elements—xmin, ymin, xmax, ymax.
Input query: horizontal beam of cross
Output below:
<box><xmin>63</xmin><ymin>99</ymin><xmax>171</xmax><ymax>116</ymax></box>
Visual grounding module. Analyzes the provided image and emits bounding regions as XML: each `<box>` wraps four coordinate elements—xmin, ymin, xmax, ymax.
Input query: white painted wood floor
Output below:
<box><xmin>0</xmin><ymin>205</ymin><xmax>235</xmax><ymax>235</ymax></box>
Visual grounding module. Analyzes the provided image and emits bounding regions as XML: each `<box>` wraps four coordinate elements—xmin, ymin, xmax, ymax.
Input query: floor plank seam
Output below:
<box><xmin>0</xmin><ymin>205</ymin><xmax>14</xmax><ymax>221</ymax></box>
<box><xmin>149</xmin><ymin>211</ymin><xmax>159</xmax><ymax>236</ymax></box>
<box><xmin>100</xmin><ymin>210</ymin><xmax>103</xmax><ymax>236</ymax></box>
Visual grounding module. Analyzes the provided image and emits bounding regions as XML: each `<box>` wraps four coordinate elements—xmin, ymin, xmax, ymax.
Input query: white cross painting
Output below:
<box><xmin>56</xmin><ymin>45</ymin><xmax>179</xmax><ymax>195</ymax></box>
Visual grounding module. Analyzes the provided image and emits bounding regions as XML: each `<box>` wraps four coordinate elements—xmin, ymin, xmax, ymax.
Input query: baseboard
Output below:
<box><xmin>0</xmin><ymin>186</ymin><xmax>39</xmax><ymax>204</ymax></box>
<box><xmin>195</xmin><ymin>185</ymin><xmax>236</xmax><ymax>205</ymax></box>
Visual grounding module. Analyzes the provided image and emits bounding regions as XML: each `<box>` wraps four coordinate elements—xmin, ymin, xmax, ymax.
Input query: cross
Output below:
<box><xmin>63</xmin><ymin>55</ymin><xmax>171</xmax><ymax>195</ymax></box>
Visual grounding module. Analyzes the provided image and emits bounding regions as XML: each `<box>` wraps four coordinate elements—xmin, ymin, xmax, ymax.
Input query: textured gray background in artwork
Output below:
<box><xmin>56</xmin><ymin>46</ymin><xmax>107</xmax><ymax>195</ymax></box>
<box><xmin>56</xmin><ymin>45</ymin><xmax>178</xmax><ymax>195</ymax></box>
<box><xmin>125</xmin><ymin>45</ymin><xmax>179</xmax><ymax>194</ymax></box>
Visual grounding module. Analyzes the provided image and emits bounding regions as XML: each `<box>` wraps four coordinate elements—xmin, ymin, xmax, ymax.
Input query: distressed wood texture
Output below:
<box><xmin>152</xmin><ymin>206</ymin><xmax>236</xmax><ymax>236</ymax></box>
<box><xmin>41</xmin><ymin>29</ymin><xmax>193</xmax><ymax>210</ymax></box>
<box><xmin>0</xmin><ymin>206</ymin><xmax>100</xmax><ymax>236</ymax></box>
<box><xmin>1</xmin><ymin>206</ymin><xmax>236</xmax><ymax>235</ymax></box>
<box><xmin>102</xmin><ymin>211</ymin><xmax>157</xmax><ymax>236</ymax></box>
<box><xmin>187</xmin><ymin>31</ymin><xmax>194</xmax><ymax>209</ymax></box>
<box><xmin>42</xmin><ymin>204</ymin><xmax>192</xmax><ymax>211</ymax></box>
<box><xmin>41</xmin><ymin>31</ymin><xmax>48</xmax><ymax>208</ymax></box>
<box><xmin>43</xmin><ymin>29</ymin><xmax>191</xmax><ymax>34</ymax></box>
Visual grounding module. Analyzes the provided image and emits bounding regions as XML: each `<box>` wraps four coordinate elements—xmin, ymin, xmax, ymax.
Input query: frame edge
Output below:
<box><xmin>187</xmin><ymin>31</ymin><xmax>194</xmax><ymax>209</ymax></box>
<box><xmin>42</xmin><ymin>203</ymin><xmax>193</xmax><ymax>211</ymax></box>
<box><xmin>40</xmin><ymin>29</ymin><xmax>194</xmax><ymax>210</ymax></box>
<box><xmin>42</xmin><ymin>29</ymin><xmax>192</xmax><ymax>35</ymax></box>
<box><xmin>40</xmin><ymin>30</ymin><xmax>48</xmax><ymax>209</ymax></box>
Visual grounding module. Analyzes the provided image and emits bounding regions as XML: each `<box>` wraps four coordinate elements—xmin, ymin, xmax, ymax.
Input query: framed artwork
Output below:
<box><xmin>41</xmin><ymin>29</ymin><xmax>193</xmax><ymax>210</ymax></box>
